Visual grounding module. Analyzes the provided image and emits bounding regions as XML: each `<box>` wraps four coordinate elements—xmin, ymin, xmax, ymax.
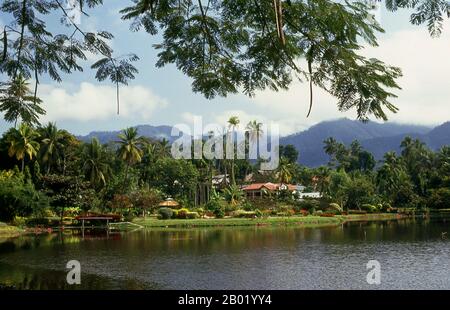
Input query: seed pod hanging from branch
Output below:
<box><xmin>2</xmin><ymin>29</ymin><xmax>7</xmax><ymax>62</ymax></box>
<box><xmin>273</xmin><ymin>0</ymin><xmax>285</xmax><ymax>45</ymax></box>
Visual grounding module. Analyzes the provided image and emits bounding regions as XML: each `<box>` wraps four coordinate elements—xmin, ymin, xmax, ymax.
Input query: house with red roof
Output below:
<box><xmin>242</xmin><ymin>182</ymin><xmax>298</xmax><ymax>199</ymax></box>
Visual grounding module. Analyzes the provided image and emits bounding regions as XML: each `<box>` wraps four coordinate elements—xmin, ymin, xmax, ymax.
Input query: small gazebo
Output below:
<box><xmin>158</xmin><ymin>198</ymin><xmax>180</xmax><ymax>209</ymax></box>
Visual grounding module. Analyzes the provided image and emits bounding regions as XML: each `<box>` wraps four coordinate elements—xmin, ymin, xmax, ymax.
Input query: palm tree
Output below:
<box><xmin>38</xmin><ymin>122</ymin><xmax>66</xmax><ymax>174</ymax></box>
<box><xmin>81</xmin><ymin>138</ymin><xmax>111</xmax><ymax>188</ymax></box>
<box><xmin>227</xmin><ymin>116</ymin><xmax>240</xmax><ymax>185</ymax></box>
<box><xmin>246</xmin><ymin>120</ymin><xmax>263</xmax><ymax>159</ymax></box>
<box><xmin>156</xmin><ymin>138</ymin><xmax>171</xmax><ymax>157</ymax></box>
<box><xmin>116</xmin><ymin>127</ymin><xmax>144</xmax><ymax>181</ymax></box>
<box><xmin>223</xmin><ymin>185</ymin><xmax>244</xmax><ymax>207</ymax></box>
<box><xmin>277</xmin><ymin>158</ymin><xmax>293</xmax><ymax>184</ymax></box>
<box><xmin>7</xmin><ymin>123</ymin><xmax>40</xmax><ymax>172</ymax></box>
<box><xmin>316</xmin><ymin>166</ymin><xmax>331</xmax><ymax>195</ymax></box>
<box><xmin>0</xmin><ymin>75</ymin><xmax>45</xmax><ymax>127</ymax></box>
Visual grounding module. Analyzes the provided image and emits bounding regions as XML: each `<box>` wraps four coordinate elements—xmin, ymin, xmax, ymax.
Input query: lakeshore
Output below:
<box><xmin>131</xmin><ymin>213</ymin><xmax>403</xmax><ymax>229</ymax></box>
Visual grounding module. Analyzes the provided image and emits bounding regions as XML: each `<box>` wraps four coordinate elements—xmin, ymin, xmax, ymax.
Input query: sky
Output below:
<box><xmin>1</xmin><ymin>1</ymin><xmax>450</xmax><ymax>136</ymax></box>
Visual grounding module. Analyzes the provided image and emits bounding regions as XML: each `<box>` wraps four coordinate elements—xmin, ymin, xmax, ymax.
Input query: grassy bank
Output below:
<box><xmin>132</xmin><ymin>213</ymin><xmax>402</xmax><ymax>229</ymax></box>
<box><xmin>0</xmin><ymin>222</ymin><xmax>24</xmax><ymax>238</ymax></box>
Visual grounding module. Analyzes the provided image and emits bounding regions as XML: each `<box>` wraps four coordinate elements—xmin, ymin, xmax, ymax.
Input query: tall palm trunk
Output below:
<box><xmin>231</xmin><ymin>159</ymin><xmax>236</xmax><ymax>186</ymax></box>
<box><xmin>125</xmin><ymin>162</ymin><xmax>130</xmax><ymax>183</ymax></box>
<box><xmin>21</xmin><ymin>158</ymin><xmax>25</xmax><ymax>172</ymax></box>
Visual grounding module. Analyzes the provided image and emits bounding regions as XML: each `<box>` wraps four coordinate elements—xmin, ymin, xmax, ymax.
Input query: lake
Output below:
<box><xmin>1</xmin><ymin>216</ymin><xmax>450</xmax><ymax>289</ymax></box>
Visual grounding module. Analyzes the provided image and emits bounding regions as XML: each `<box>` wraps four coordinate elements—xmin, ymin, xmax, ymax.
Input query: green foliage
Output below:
<box><xmin>223</xmin><ymin>185</ymin><xmax>244</xmax><ymax>206</ymax></box>
<box><xmin>0</xmin><ymin>0</ymin><xmax>138</xmax><ymax>114</ymax></box>
<box><xmin>0</xmin><ymin>170</ymin><xmax>49</xmax><ymax>222</ymax></box>
<box><xmin>0</xmin><ymin>76</ymin><xmax>45</xmax><ymax>126</ymax></box>
<box><xmin>428</xmin><ymin>188</ymin><xmax>450</xmax><ymax>210</ymax></box>
<box><xmin>5</xmin><ymin>123</ymin><xmax>40</xmax><ymax>171</ymax></box>
<box><xmin>328</xmin><ymin>203</ymin><xmax>343</xmax><ymax>213</ymax></box>
<box><xmin>195</xmin><ymin>208</ymin><xmax>205</xmax><ymax>217</ymax></box>
<box><xmin>158</xmin><ymin>207</ymin><xmax>173</xmax><ymax>220</ymax></box>
<box><xmin>232</xmin><ymin>210</ymin><xmax>257</xmax><ymax>218</ymax></box>
<box><xmin>385</xmin><ymin>0</ymin><xmax>450</xmax><ymax>37</ymax></box>
<box><xmin>343</xmin><ymin>175</ymin><xmax>377</xmax><ymax>210</ymax></box>
<box><xmin>294</xmin><ymin>199</ymin><xmax>320</xmax><ymax>213</ymax></box>
<box><xmin>206</xmin><ymin>197</ymin><xmax>226</xmax><ymax>218</ymax></box>
<box><xmin>279</xmin><ymin>145</ymin><xmax>299</xmax><ymax>163</ymax></box>
<box><xmin>144</xmin><ymin>157</ymin><xmax>199</xmax><ymax>198</ymax></box>
<box><xmin>241</xmin><ymin>200</ymin><xmax>255</xmax><ymax>211</ymax></box>
<box><xmin>186</xmin><ymin>212</ymin><xmax>199</xmax><ymax>219</ymax></box>
<box><xmin>324</xmin><ymin>138</ymin><xmax>375</xmax><ymax>172</ymax></box>
<box><xmin>121</xmin><ymin>0</ymin><xmax>402</xmax><ymax>121</ymax></box>
<box><xmin>80</xmin><ymin>137</ymin><xmax>112</xmax><ymax>188</ymax></box>
<box><xmin>40</xmin><ymin>174</ymin><xmax>95</xmax><ymax>217</ymax></box>
<box><xmin>130</xmin><ymin>187</ymin><xmax>163</xmax><ymax>215</ymax></box>
<box><xmin>176</xmin><ymin>208</ymin><xmax>190</xmax><ymax>219</ymax></box>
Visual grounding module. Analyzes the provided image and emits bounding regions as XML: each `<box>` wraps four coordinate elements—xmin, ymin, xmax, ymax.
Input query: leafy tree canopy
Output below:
<box><xmin>1</xmin><ymin>0</ymin><xmax>449</xmax><ymax>122</ymax></box>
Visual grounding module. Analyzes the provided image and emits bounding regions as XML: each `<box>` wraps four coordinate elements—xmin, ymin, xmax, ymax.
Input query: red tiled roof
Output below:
<box><xmin>242</xmin><ymin>183</ymin><xmax>297</xmax><ymax>192</ymax></box>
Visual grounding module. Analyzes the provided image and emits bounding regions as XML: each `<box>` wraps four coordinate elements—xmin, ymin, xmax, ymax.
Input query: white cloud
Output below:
<box><xmin>244</xmin><ymin>23</ymin><xmax>450</xmax><ymax>134</ymax></box>
<box><xmin>362</xmin><ymin>23</ymin><xmax>450</xmax><ymax>126</ymax></box>
<box><xmin>39</xmin><ymin>82</ymin><xmax>168</xmax><ymax>123</ymax></box>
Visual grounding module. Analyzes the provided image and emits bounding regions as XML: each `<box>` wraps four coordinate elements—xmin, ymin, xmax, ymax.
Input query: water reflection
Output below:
<box><xmin>1</xmin><ymin>217</ymin><xmax>449</xmax><ymax>290</ymax></box>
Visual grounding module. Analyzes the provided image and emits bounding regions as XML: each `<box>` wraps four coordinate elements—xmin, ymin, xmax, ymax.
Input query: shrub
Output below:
<box><xmin>328</xmin><ymin>203</ymin><xmax>343</xmax><ymax>213</ymax></box>
<box><xmin>177</xmin><ymin>208</ymin><xmax>190</xmax><ymax>219</ymax></box>
<box><xmin>261</xmin><ymin>210</ymin><xmax>272</xmax><ymax>217</ymax></box>
<box><xmin>348</xmin><ymin>210</ymin><xmax>368</xmax><ymax>215</ymax></box>
<box><xmin>277</xmin><ymin>210</ymin><xmax>295</xmax><ymax>217</ymax></box>
<box><xmin>361</xmin><ymin>204</ymin><xmax>377</xmax><ymax>213</ymax></box>
<box><xmin>232</xmin><ymin>210</ymin><xmax>257</xmax><ymax>218</ymax></box>
<box><xmin>206</xmin><ymin>198</ymin><xmax>225</xmax><ymax>218</ymax></box>
<box><xmin>214</xmin><ymin>208</ymin><xmax>225</xmax><ymax>218</ymax></box>
<box><xmin>241</xmin><ymin>201</ymin><xmax>255</xmax><ymax>211</ymax></box>
<box><xmin>428</xmin><ymin>188</ymin><xmax>450</xmax><ymax>210</ymax></box>
<box><xmin>299</xmin><ymin>209</ymin><xmax>309</xmax><ymax>216</ymax></box>
<box><xmin>12</xmin><ymin>216</ymin><xmax>26</xmax><ymax>227</ymax></box>
<box><xmin>158</xmin><ymin>207</ymin><xmax>173</xmax><ymax>219</ymax></box>
<box><xmin>171</xmin><ymin>209</ymin><xmax>179</xmax><ymax>219</ymax></box>
<box><xmin>195</xmin><ymin>208</ymin><xmax>205</xmax><ymax>217</ymax></box>
<box><xmin>187</xmin><ymin>212</ymin><xmax>199</xmax><ymax>219</ymax></box>
<box><xmin>313</xmin><ymin>210</ymin><xmax>323</xmax><ymax>216</ymax></box>
<box><xmin>295</xmin><ymin>199</ymin><xmax>320</xmax><ymax>214</ymax></box>
<box><xmin>0</xmin><ymin>171</ymin><xmax>50</xmax><ymax>222</ymax></box>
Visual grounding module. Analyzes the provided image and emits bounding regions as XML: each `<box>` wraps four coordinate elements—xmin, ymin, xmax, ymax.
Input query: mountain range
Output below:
<box><xmin>78</xmin><ymin>118</ymin><xmax>450</xmax><ymax>167</ymax></box>
<box><xmin>78</xmin><ymin>125</ymin><xmax>177</xmax><ymax>144</ymax></box>
<box><xmin>280</xmin><ymin>118</ymin><xmax>449</xmax><ymax>166</ymax></box>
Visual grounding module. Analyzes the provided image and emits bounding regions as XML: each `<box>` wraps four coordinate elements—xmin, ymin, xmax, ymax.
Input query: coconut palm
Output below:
<box><xmin>0</xmin><ymin>75</ymin><xmax>45</xmax><ymax>127</ymax></box>
<box><xmin>246</xmin><ymin>120</ymin><xmax>263</xmax><ymax>159</ymax></box>
<box><xmin>7</xmin><ymin>123</ymin><xmax>40</xmax><ymax>172</ymax></box>
<box><xmin>316</xmin><ymin>166</ymin><xmax>331</xmax><ymax>195</ymax></box>
<box><xmin>116</xmin><ymin>127</ymin><xmax>145</xmax><ymax>181</ymax></box>
<box><xmin>277</xmin><ymin>158</ymin><xmax>294</xmax><ymax>184</ymax></box>
<box><xmin>81</xmin><ymin>137</ymin><xmax>111</xmax><ymax>188</ymax></box>
<box><xmin>38</xmin><ymin>122</ymin><xmax>69</xmax><ymax>174</ymax></box>
<box><xmin>227</xmin><ymin>116</ymin><xmax>240</xmax><ymax>185</ymax></box>
<box><xmin>156</xmin><ymin>138</ymin><xmax>171</xmax><ymax>157</ymax></box>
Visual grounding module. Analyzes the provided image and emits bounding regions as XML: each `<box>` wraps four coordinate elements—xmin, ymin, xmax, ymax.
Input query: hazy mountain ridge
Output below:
<box><xmin>280</xmin><ymin>119</ymin><xmax>450</xmax><ymax>167</ymax></box>
<box><xmin>77</xmin><ymin>119</ymin><xmax>450</xmax><ymax>167</ymax></box>
<box><xmin>78</xmin><ymin>125</ymin><xmax>177</xmax><ymax>144</ymax></box>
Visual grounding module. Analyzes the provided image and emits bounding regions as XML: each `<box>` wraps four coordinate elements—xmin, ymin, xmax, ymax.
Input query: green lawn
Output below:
<box><xmin>132</xmin><ymin>213</ymin><xmax>400</xmax><ymax>229</ymax></box>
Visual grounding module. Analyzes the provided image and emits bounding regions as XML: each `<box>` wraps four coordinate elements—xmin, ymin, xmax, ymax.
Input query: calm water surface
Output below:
<box><xmin>1</xmin><ymin>217</ymin><xmax>450</xmax><ymax>289</ymax></box>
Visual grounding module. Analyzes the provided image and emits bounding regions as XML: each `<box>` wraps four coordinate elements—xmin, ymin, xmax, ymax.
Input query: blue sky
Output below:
<box><xmin>1</xmin><ymin>1</ymin><xmax>449</xmax><ymax>136</ymax></box>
